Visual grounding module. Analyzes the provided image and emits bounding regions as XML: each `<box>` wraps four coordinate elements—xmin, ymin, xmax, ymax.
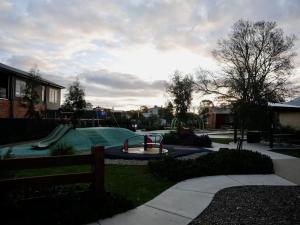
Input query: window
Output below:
<box><xmin>15</xmin><ymin>79</ymin><xmax>26</xmax><ymax>97</ymax></box>
<box><xmin>0</xmin><ymin>87</ymin><xmax>6</xmax><ymax>99</ymax></box>
<box><xmin>49</xmin><ymin>88</ymin><xmax>58</xmax><ymax>103</ymax></box>
<box><xmin>0</xmin><ymin>75</ymin><xmax>8</xmax><ymax>99</ymax></box>
<box><xmin>41</xmin><ymin>86</ymin><xmax>45</xmax><ymax>102</ymax></box>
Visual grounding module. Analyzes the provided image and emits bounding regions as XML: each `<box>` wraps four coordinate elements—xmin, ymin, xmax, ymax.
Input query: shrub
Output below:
<box><xmin>148</xmin><ymin>149</ymin><xmax>274</xmax><ymax>182</ymax></box>
<box><xmin>0</xmin><ymin>149</ymin><xmax>15</xmax><ymax>179</ymax></box>
<box><xmin>163</xmin><ymin>130</ymin><xmax>211</xmax><ymax>147</ymax></box>
<box><xmin>50</xmin><ymin>143</ymin><xmax>75</xmax><ymax>156</ymax></box>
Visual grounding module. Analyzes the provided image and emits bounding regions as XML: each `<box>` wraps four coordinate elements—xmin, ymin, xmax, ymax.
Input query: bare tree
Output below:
<box><xmin>195</xmin><ymin>20</ymin><xmax>297</xmax><ymax>145</ymax></box>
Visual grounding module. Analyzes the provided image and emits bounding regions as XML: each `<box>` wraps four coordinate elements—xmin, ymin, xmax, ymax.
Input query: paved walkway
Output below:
<box><xmin>92</xmin><ymin>175</ymin><xmax>294</xmax><ymax>225</ymax></box>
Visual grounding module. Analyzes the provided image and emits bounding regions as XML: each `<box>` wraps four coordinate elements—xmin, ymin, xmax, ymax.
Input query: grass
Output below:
<box><xmin>14</xmin><ymin>164</ymin><xmax>174</xmax><ymax>207</ymax></box>
<box><xmin>210</xmin><ymin>138</ymin><xmax>233</xmax><ymax>144</ymax></box>
<box><xmin>271</xmin><ymin>149</ymin><xmax>300</xmax><ymax>158</ymax></box>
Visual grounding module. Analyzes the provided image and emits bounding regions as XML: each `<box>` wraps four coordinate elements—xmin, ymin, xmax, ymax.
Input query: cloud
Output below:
<box><xmin>0</xmin><ymin>0</ymin><xmax>300</xmax><ymax>108</ymax></box>
<box><xmin>40</xmin><ymin>69</ymin><xmax>168</xmax><ymax>109</ymax></box>
<box><xmin>82</xmin><ymin>69</ymin><xmax>166</xmax><ymax>90</ymax></box>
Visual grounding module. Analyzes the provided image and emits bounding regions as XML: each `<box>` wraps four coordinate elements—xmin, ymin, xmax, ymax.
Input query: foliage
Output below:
<box><xmin>149</xmin><ymin>149</ymin><xmax>274</xmax><ymax>182</ymax></box>
<box><xmin>159</xmin><ymin>101</ymin><xmax>174</xmax><ymax>124</ymax></box>
<box><xmin>163</xmin><ymin>130</ymin><xmax>212</xmax><ymax>147</ymax></box>
<box><xmin>271</xmin><ymin>149</ymin><xmax>300</xmax><ymax>158</ymax></box>
<box><xmin>50</xmin><ymin>143</ymin><xmax>75</xmax><ymax>156</ymax></box>
<box><xmin>63</xmin><ymin>79</ymin><xmax>87</xmax><ymax>112</ymax></box>
<box><xmin>0</xmin><ymin>149</ymin><xmax>15</xmax><ymax>179</ymax></box>
<box><xmin>167</xmin><ymin>71</ymin><xmax>194</xmax><ymax>124</ymax></box>
<box><xmin>141</xmin><ymin>114</ymin><xmax>164</xmax><ymax>131</ymax></box>
<box><xmin>62</xmin><ymin>78</ymin><xmax>92</xmax><ymax>126</ymax></box>
<box><xmin>195</xmin><ymin>20</ymin><xmax>297</xmax><ymax>142</ymax></box>
<box><xmin>22</xmin><ymin>66</ymin><xmax>43</xmax><ymax>119</ymax></box>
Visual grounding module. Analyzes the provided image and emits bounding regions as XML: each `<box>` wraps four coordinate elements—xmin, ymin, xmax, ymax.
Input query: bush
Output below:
<box><xmin>148</xmin><ymin>149</ymin><xmax>274</xmax><ymax>182</ymax></box>
<box><xmin>163</xmin><ymin>130</ymin><xmax>211</xmax><ymax>147</ymax></box>
<box><xmin>0</xmin><ymin>149</ymin><xmax>15</xmax><ymax>179</ymax></box>
<box><xmin>50</xmin><ymin>143</ymin><xmax>75</xmax><ymax>156</ymax></box>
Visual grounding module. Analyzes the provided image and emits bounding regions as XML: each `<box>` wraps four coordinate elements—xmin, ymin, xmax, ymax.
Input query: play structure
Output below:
<box><xmin>122</xmin><ymin>134</ymin><xmax>168</xmax><ymax>155</ymax></box>
<box><xmin>32</xmin><ymin>124</ymin><xmax>72</xmax><ymax>149</ymax></box>
<box><xmin>0</xmin><ymin>125</ymin><xmax>211</xmax><ymax>158</ymax></box>
<box><xmin>171</xmin><ymin>117</ymin><xmax>205</xmax><ymax>130</ymax></box>
<box><xmin>0</xmin><ymin>127</ymin><xmax>141</xmax><ymax>157</ymax></box>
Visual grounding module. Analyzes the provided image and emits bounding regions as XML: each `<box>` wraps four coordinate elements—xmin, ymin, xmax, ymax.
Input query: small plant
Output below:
<box><xmin>0</xmin><ymin>148</ymin><xmax>15</xmax><ymax>178</ymax></box>
<box><xmin>50</xmin><ymin>143</ymin><xmax>75</xmax><ymax>156</ymax></box>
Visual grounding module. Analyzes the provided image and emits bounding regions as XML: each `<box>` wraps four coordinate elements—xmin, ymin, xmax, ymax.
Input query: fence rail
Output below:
<box><xmin>0</xmin><ymin>146</ymin><xmax>104</xmax><ymax>194</ymax></box>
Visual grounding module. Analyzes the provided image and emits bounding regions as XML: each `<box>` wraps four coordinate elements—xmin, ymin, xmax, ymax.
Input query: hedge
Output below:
<box><xmin>148</xmin><ymin>149</ymin><xmax>274</xmax><ymax>182</ymax></box>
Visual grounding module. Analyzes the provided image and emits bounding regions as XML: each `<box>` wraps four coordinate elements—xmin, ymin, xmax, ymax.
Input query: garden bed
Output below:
<box><xmin>189</xmin><ymin>186</ymin><xmax>300</xmax><ymax>225</ymax></box>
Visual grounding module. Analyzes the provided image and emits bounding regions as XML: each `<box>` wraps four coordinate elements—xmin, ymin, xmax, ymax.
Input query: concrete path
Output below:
<box><xmin>92</xmin><ymin>175</ymin><xmax>294</xmax><ymax>225</ymax></box>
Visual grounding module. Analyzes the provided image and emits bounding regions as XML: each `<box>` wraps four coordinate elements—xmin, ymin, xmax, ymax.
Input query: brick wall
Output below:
<box><xmin>0</xmin><ymin>99</ymin><xmax>46</xmax><ymax>118</ymax></box>
<box><xmin>0</xmin><ymin>99</ymin><xmax>10</xmax><ymax>118</ymax></box>
<box><xmin>13</xmin><ymin>101</ymin><xmax>46</xmax><ymax>118</ymax></box>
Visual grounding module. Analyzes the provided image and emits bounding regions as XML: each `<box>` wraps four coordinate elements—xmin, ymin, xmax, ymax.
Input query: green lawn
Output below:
<box><xmin>211</xmin><ymin>138</ymin><xmax>233</xmax><ymax>144</ymax></box>
<box><xmin>15</xmin><ymin>164</ymin><xmax>174</xmax><ymax>207</ymax></box>
<box><xmin>271</xmin><ymin>149</ymin><xmax>300</xmax><ymax>158</ymax></box>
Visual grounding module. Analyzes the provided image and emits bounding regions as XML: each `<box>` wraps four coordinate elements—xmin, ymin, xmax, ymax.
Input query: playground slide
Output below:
<box><xmin>32</xmin><ymin>124</ymin><xmax>72</xmax><ymax>150</ymax></box>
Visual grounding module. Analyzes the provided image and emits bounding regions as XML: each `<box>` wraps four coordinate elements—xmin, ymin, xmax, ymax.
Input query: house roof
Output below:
<box><xmin>0</xmin><ymin>62</ymin><xmax>64</xmax><ymax>89</ymax></box>
<box><xmin>268</xmin><ymin>97</ymin><xmax>300</xmax><ymax>109</ymax></box>
<box><xmin>286</xmin><ymin>97</ymin><xmax>300</xmax><ymax>106</ymax></box>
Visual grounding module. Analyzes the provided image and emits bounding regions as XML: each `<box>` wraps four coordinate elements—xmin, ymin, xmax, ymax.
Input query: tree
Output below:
<box><xmin>62</xmin><ymin>78</ymin><xmax>92</xmax><ymax>124</ymax></box>
<box><xmin>140</xmin><ymin>105</ymin><xmax>148</xmax><ymax>113</ymax></box>
<box><xmin>159</xmin><ymin>101</ymin><xmax>174</xmax><ymax>124</ymax></box>
<box><xmin>167</xmin><ymin>71</ymin><xmax>194</xmax><ymax>125</ymax></box>
<box><xmin>195</xmin><ymin>20</ymin><xmax>297</xmax><ymax>144</ymax></box>
<box><xmin>22</xmin><ymin>66</ymin><xmax>43</xmax><ymax>119</ymax></box>
<box><xmin>198</xmin><ymin>100</ymin><xmax>214</xmax><ymax>128</ymax></box>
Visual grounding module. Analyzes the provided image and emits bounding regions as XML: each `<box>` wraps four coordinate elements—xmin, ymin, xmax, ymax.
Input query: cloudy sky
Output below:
<box><xmin>1</xmin><ymin>0</ymin><xmax>300</xmax><ymax>110</ymax></box>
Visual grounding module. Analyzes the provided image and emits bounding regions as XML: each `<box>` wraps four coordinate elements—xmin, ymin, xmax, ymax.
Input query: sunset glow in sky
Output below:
<box><xmin>1</xmin><ymin>0</ymin><xmax>299</xmax><ymax>110</ymax></box>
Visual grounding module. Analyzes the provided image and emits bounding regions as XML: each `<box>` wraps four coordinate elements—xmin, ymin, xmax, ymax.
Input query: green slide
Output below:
<box><xmin>32</xmin><ymin>124</ymin><xmax>72</xmax><ymax>150</ymax></box>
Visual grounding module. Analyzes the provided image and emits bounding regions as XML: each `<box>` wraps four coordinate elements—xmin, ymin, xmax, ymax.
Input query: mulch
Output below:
<box><xmin>189</xmin><ymin>186</ymin><xmax>300</xmax><ymax>225</ymax></box>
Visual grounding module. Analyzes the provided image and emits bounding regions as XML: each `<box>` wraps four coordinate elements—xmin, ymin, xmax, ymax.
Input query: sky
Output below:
<box><xmin>0</xmin><ymin>0</ymin><xmax>300</xmax><ymax>110</ymax></box>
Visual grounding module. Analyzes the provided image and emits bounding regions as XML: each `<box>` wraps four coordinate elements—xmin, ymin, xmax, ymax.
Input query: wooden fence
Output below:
<box><xmin>0</xmin><ymin>146</ymin><xmax>104</xmax><ymax>195</ymax></box>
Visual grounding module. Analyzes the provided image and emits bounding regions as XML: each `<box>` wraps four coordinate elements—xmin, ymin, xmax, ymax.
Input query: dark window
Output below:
<box><xmin>0</xmin><ymin>75</ymin><xmax>8</xmax><ymax>99</ymax></box>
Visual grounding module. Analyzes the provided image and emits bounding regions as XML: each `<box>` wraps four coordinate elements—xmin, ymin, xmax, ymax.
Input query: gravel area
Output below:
<box><xmin>189</xmin><ymin>186</ymin><xmax>300</xmax><ymax>225</ymax></box>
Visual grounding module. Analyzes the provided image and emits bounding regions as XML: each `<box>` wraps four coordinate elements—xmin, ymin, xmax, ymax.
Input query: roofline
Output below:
<box><xmin>268</xmin><ymin>102</ymin><xmax>300</xmax><ymax>109</ymax></box>
<box><xmin>0</xmin><ymin>62</ymin><xmax>65</xmax><ymax>89</ymax></box>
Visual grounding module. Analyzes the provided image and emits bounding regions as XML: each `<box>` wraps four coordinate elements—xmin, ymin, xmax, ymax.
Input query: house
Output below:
<box><xmin>206</xmin><ymin>107</ymin><xmax>233</xmax><ymax>129</ymax></box>
<box><xmin>142</xmin><ymin>106</ymin><xmax>160</xmax><ymax>118</ymax></box>
<box><xmin>0</xmin><ymin>63</ymin><xmax>64</xmax><ymax>118</ymax></box>
<box><xmin>269</xmin><ymin>97</ymin><xmax>300</xmax><ymax>130</ymax></box>
<box><xmin>142</xmin><ymin>106</ymin><xmax>166</xmax><ymax>126</ymax></box>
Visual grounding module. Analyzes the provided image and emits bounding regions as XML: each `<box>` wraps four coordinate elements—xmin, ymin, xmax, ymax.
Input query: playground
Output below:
<box><xmin>0</xmin><ymin>125</ymin><xmax>210</xmax><ymax>158</ymax></box>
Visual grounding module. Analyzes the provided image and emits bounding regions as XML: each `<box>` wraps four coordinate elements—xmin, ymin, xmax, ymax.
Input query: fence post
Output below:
<box><xmin>91</xmin><ymin>146</ymin><xmax>105</xmax><ymax>195</ymax></box>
